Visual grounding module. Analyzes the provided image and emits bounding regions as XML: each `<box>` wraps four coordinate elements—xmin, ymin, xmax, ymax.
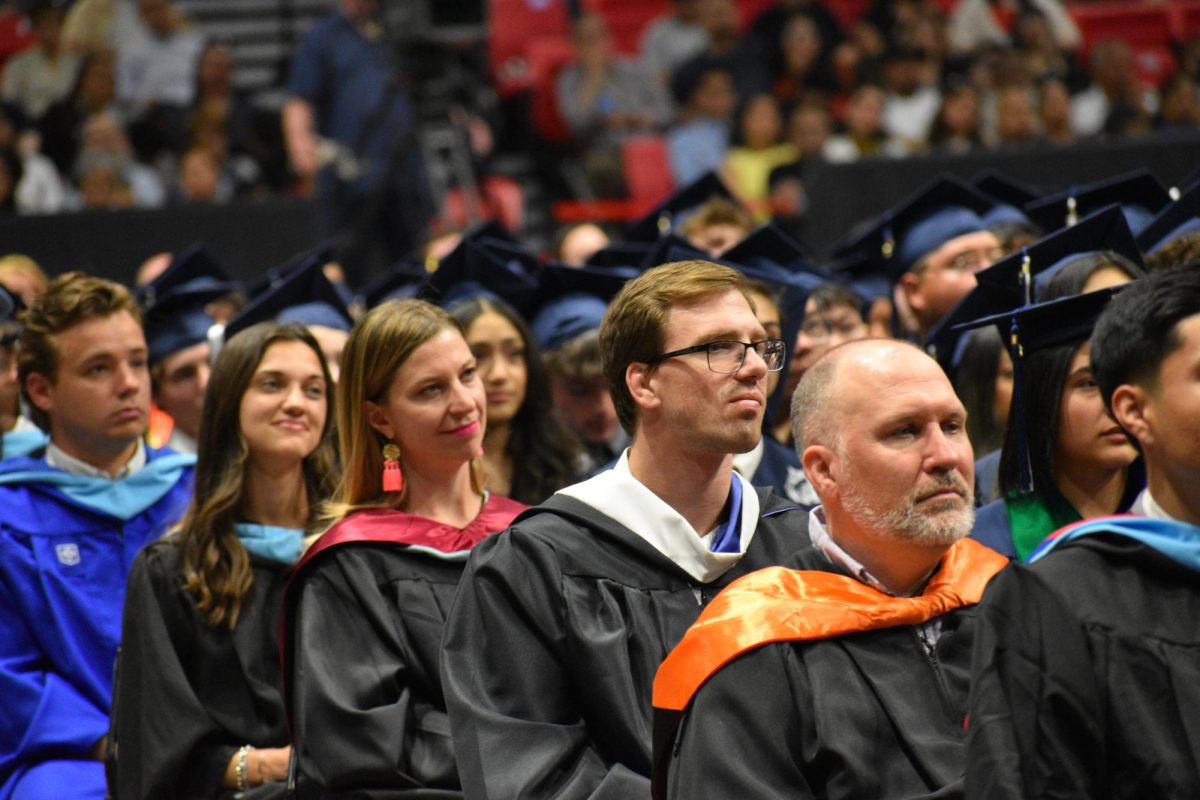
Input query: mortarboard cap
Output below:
<box><xmin>418</xmin><ymin>238</ymin><xmax>541</xmax><ymax>317</ymax></box>
<box><xmin>244</xmin><ymin>240</ymin><xmax>337</xmax><ymax>300</ymax></box>
<box><xmin>223</xmin><ymin>260</ymin><xmax>355</xmax><ymax>345</ymax></box>
<box><xmin>626</xmin><ymin>171</ymin><xmax>739</xmax><ymax>243</ymax></box>
<box><xmin>719</xmin><ymin>223</ymin><xmax>814</xmax><ymax>273</ymax></box>
<box><xmin>1135</xmin><ymin>182</ymin><xmax>1200</xmax><ymax>255</ymax></box>
<box><xmin>136</xmin><ymin>244</ymin><xmax>239</xmax><ymax>365</ymax></box>
<box><xmin>952</xmin><ymin>285</ymin><xmax>1126</xmax><ymax>493</ymax></box>
<box><xmin>531</xmin><ymin>263</ymin><xmax>636</xmax><ymax>351</ymax></box>
<box><xmin>1023</xmin><ymin>170</ymin><xmax>1172</xmax><ymax>236</ymax></box>
<box><xmin>972</xmin><ymin>170</ymin><xmax>1042</xmax><ymax>209</ymax></box>
<box><xmin>585</xmin><ymin>241</ymin><xmax>657</xmax><ymax>270</ymax></box>
<box><xmin>832</xmin><ymin>176</ymin><xmax>998</xmax><ymax>281</ymax></box>
<box><xmin>360</xmin><ymin>260</ymin><xmax>426</xmax><ymax>308</ymax></box>
<box><xmin>976</xmin><ymin>205</ymin><xmax>1145</xmax><ymax>305</ymax></box>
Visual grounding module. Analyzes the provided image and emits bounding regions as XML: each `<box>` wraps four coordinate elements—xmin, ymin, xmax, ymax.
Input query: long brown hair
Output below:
<box><xmin>323</xmin><ymin>298</ymin><xmax>484</xmax><ymax>525</ymax></box>
<box><xmin>180</xmin><ymin>323</ymin><xmax>337</xmax><ymax>628</ymax></box>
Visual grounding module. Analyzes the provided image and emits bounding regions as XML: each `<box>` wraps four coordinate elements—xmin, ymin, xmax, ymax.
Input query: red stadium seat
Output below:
<box><xmin>1170</xmin><ymin>1</ymin><xmax>1200</xmax><ymax>41</ymax></box>
<box><xmin>621</xmin><ymin>135</ymin><xmax>675</xmax><ymax>202</ymax></box>
<box><xmin>525</xmin><ymin>35</ymin><xmax>576</xmax><ymax>143</ymax></box>
<box><xmin>489</xmin><ymin>0</ymin><xmax>572</xmax><ymax>96</ymax></box>
<box><xmin>1069</xmin><ymin>3</ymin><xmax>1173</xmax><ymax>59</ymax></box>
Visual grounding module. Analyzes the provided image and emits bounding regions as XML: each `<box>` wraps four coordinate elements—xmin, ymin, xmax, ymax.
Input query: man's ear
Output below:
<box><xmin>802</xmin><ymin>443</ymin><xmax>837</xmax><ymax>498</ymax></box>
<box><xmin>1110</xmin><ymin>384</ymin><xmax>1152</xmax><ymax>448</ymax></box>
<box><xmin>363</xmin><ymin>400</ymin><xmax>394</xmax><ymax>441</ymax></box>
<box><xmin>24</xmin><ymin>372</ymin><xmax>53</xmax><ymax>416</ymax></box>
<box><xmin>626</xmin><ymin>362</ymin><xmax>661</xmax><ymax>413</ymax></box>
<box><xmin>898</xmin><ymin>271</ymin><xmax>923</xmax><ymax>314</ymax></box>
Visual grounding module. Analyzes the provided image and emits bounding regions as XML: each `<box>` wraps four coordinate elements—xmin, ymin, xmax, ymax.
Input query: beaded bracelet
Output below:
<box><xmin>235</xmin><ymin>745</ymin><xmax>255</xmax><ymax>791</ymax></box>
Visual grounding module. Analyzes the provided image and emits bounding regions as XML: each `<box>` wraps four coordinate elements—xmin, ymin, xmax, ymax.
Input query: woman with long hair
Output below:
<box><xmin>451</xmin><ymin>296</ymin><xmax>582</xmax><ymax>505</ymax></box>
<box><xmin>112</xmin><ymin>323</ymin><xmax>336</xmax><ymax>798</ymax></box>
<box><xmin>283</xmin><ymin>299</ymin><xmax>527</xmax><ymax>797</ymax></box>
<box><xmin>972</xmin><ymin>257</ymin><xmax>1143</xmax><ymax>560</ymax></box>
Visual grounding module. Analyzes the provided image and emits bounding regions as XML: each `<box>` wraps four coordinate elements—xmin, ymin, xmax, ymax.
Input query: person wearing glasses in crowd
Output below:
<box><xmin>442</xmin><ymin>260</ymin><xmax>809</xmax><ymax>799</ymax></box>
<box><xmin>771</xmin><ymin>282</ymin><xmax>870</xmax><ymax>449</ymax></box>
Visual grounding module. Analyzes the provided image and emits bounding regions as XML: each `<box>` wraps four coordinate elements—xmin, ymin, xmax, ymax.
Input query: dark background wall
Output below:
<box><xmin>3</xmin><ymin>130</ymin><xmax>1197</xmax><ymax>286</ymax></box>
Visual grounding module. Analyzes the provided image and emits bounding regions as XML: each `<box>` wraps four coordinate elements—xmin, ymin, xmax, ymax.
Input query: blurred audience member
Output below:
<box><xmin>640</xmin><ymin>0</ymin><xmax>709</xmax><ymax>85</ymax></box>
<box><xmin>1</xmin><ymin>4</ymin><xmax>79</xmax><ymax>122</ymax></box>
<box><xmin>947</xmin><ymin>0</ymin><xmax>1079</xmax><ymax>56</ymax></box>
<box><xmin>723</xmin><ymin>94</ymin><xmax>795</xmax><ymax>218</ymax></box>
<box><xmin>63</xmin><ymin>0</ymin><xmax>150</xmax><ymax>56</ymax></box>
<box><xmin>1071</xmin><ymin>39</ymin><xmax>1145</xmax><ymax>139</ymax></box>
<box><xmin>556</xmin><ymin>13</ymin><xmax>672</xmax><ymax>198</ymax></box>
<box><xmin>882</xmin><ymin>43</ymin><xmax>941</xmax><ymax>151</ymax></box>
<box><xmin>928</xmin><ymin>80</ymin><xmax>983</xmax><ymax>153</ymax></box>
<box><xmin>822</xmin><ymin>83</ymin><xmax>905</xmax><ymax>161</ymax></box>
<box><xmin>174</xmin><ymin>145</ymin><xmax>226</xmax><ymax>204</ymax></box>
<box><xmin>1038</xmin><ymin>76</ymin><xmax>1074</xmax><ymax>144</ymax></box>
<box><xmin>668</xmin><ymin>58</ymin><xmax>736</xmax><ymax>186</ymax></box>
<box><xmin>38</xmin><ymin>53</ymin><xmax>118</xmax><ymax>176</ymax></box>
<box><xmin>1155</xmin><ymin>73</ymin><xmax>1200</xmax><ymax>131</ymax></box>
<box><xmin>74</xmin><ymin>110</ymin><xmax>164</xmax><ymax>207</ymax></box>
<box><xmin>770</xmin><ymin>13</ymin><xmax>837</xmax><ymax>108</ymax></box>
<box><xmin>993</xmin><ymin>85</ymin><xmax>1040</xmax><ymax>146</ymax></box>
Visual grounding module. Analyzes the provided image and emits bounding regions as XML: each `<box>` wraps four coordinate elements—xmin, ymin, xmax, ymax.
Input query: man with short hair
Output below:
<box><xmin>0</xmin><ymin>273</ymin><xmax>195</xmax><ymax>799</ymax></box>
<box><xmin>442</xmin><ymin>260</ymin><xmax>808</xmax><ymax>798</ymax></box>
<box><xmin>966</xmin><ymin>266</ymin><xmax>1200</xmax><ymax>798</ymax></box>
<box><xmin>653</xmin><ymin>338</ymin><xmax>1006</xmax><ymax>798</ymax></box>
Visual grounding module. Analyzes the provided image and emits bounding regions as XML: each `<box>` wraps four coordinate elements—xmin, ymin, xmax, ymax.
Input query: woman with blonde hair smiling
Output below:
<box><xmin>283</xmin><ymin>298</ymin><xmax>526</xmax><ymax>798</ymax></box>
<box><xmin>112</xmin><ymin>322</ymin><xmax>336</xmax><ymax>799</ymax></box>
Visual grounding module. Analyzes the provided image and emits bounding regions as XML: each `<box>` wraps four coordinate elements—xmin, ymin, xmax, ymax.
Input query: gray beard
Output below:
<box><xmin>841</xmin><ymin>474</ymin><xmax>975</xmax><ymax>547</ymax></box>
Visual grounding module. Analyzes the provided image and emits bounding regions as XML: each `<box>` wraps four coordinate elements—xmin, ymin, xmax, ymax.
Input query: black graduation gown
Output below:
<box><xmin>111</xmin><ymin>540</ymin><xmax>289</xmax><ymax>800</ymax></box>
<box><xmin>662</xmin><ymin>542</ymin><xmax>980</xmax><ymax>800</ymax></box>
<box><xmin>440</xmin><ymin>489</ymin><xmax>807</xmax><ymax>800</ymax></box>
<box><xmin>966</xmin><ymin>533</ymin><xmax>1200</xmax><ymax>799</ymax></box>
<box><xmin>284</xmin><ymin>498</ymin><xmax>525</xmax><ymax>800</ymax></box>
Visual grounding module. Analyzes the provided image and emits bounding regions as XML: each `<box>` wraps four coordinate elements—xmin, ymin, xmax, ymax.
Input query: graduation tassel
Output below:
<box><xmin>1066</xmin><ymin>194</ymin><xmax>1078</xmax><ymax>227</ymax></box>
<box><xmin>1008</xmin><ymin>318</ymin><xmax>1034</xmax><ymax>496</ymax></box>
<box><xmin>1019</xmin><ymin>248</ymin><xmax>1033</xmax><ymax>306</ymax></box>
<box><xmin>382</xmin><ymin>442</ymin><xmax>404</xmax><ymax>493</ymax></box>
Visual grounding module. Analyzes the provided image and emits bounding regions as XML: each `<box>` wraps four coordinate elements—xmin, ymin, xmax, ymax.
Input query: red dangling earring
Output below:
<box><xmin>382</xmin><ymin>442</ymin><xmax>403</xmax><ymax>493</ymax></box>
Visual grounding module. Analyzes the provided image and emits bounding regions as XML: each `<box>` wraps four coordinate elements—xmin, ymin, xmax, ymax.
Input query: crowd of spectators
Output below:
<box><xmin>0</xmin><ymin>0</ymin><xmax>1197</xmax><ymax>221</ymax></box>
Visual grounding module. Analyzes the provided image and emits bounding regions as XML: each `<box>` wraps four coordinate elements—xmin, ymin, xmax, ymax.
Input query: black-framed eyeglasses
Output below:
<box><xmin>646</xmin><ymin>339</ymin><xmax>787</xmax><ymax>373</ymax></box>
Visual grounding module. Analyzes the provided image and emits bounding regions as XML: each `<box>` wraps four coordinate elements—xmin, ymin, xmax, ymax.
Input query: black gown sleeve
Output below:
<box><xmin>441</xmin><ymin>530</ymin><xmax>650</xmax><ymax>800</ymax></box>
<box><xmin>112</xmin><ymin>546</ymin><xmax>244</xmax><ymax>799</ymax></box>
<box><xmin>667</xmin><ymin>643</ymin><xmax>816</xmax><ymax>800</ymax></box>
<box><xmin>290</xmin><ymin>546</ymin><xmax>458</xmax><ymax>795</ymax></box>
<box><xmin>965</xmin><ymin>565</ymin><xmax>1106</xmax><ymax>800</ymax></box>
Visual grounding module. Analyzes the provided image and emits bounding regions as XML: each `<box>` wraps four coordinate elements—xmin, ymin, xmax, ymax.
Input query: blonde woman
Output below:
<box><xmin>283</xmin><ymin>299</ymin><xmax>526</xmax><ymax>797</ymax></box>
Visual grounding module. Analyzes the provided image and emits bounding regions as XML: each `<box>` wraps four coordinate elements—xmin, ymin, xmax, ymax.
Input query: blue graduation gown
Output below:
<box><xmin>0</xmin><ymin>447</ymin><xmax>194</xmax><ymax>800</ymax></box>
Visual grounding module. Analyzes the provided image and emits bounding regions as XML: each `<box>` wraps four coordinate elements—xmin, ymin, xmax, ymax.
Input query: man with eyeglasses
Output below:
<box><xmin>442</xmin><ymin>260</ymin><xmax>809</xmax><ymax>799</ymax></box>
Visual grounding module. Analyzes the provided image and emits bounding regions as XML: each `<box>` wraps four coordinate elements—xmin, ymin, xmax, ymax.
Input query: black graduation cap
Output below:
<box><xmin>585</xmin><ymin>241</ymin><xmax>657</xmax><ymax>270</ymax></box>
<box><xmin>530</xmin><ymin>262</ymin><xmax>637</xmax><ymax>351</ymax></box>
<box><xmin>244</xmin><ymin>240</ymin><xmax>337</xmax><ymax>300</ymax></box>
<box><xmin>625</xmin><ymin>171</ymin><xmax>739</xmax><ymax>243</ymax></box>
<box><xmin>359</xmin><ymin>259</ymin><xmax>427</xmax><ymax>308</ymax></box>
<box><xmin>972</xmin><ymin>170</ymin><xmax>1042</xmax><ymax>209</ymax></box>
<box><xmin>417</xmin><ymin>237</ymin><xmax>541</xmax><ymax>317</ymax></box>
<box><xmin>136</xmin><ymin>244</ymin><xmax>239</xmax><ymax>365</ymax></box>
<box><xmin>223</xmin><ymin>260</ymin><xmax>355</xmax><ymax>344</ymax></box>
<box><xmin>831</xmin><ymin>176</ymin><xmax>999</xmax><ymax>281</ymax></box>
<box><xmin>924</xmin><ymin>279</ymin><xmax>1023</xmax><ymax>376</ymax></box>
<box><xmin>1023</xmin><ymin>170</ymin><xmax>1172</xmax><ymax>236</ymax></box>
<box><xmin>824</xmin><ymin>249</ymin><xmax>890</xmax><ymax>306</ymax></box>
<box><xmin>975</xmin><ymin>205</ymin><xmax>1145</xmax><ymax>305</ymax></box>
<box><xmin>135</xmin><ymin>243</ymin><xmax>239</xmax><ymax>311</ymax></box>
<box><xmin>1136</xmin><ymin>182</ymin><xmax>1200</xmax><ymax>255</ymax></box>
<box><xmin>951</xmin><ymin>285</ymin><xmax>1126</xmax><ymax>493</ymax></box>
<box><xmin>719</xmin><ymin>223</ymin><xmax>815</xmax><ymax>273</ymax></box>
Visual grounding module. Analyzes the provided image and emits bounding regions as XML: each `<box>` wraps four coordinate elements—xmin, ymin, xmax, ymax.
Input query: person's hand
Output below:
<box><xmin>289</xmin><ymin>135</ymin><xmax>320</xmax><ymax>180</ymax></box>
<box><xmin>254</xmin><ymin>746</ymin><xmax>291</xmax><ymax>784</ymax></box>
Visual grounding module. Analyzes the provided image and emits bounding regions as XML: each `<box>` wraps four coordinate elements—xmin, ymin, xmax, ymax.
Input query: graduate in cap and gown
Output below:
<box><xmin>111</xmin><ymin>323</ymin><xmax>337</xmax><ymax>799</ymax></box>
<box><xmin>429</xmin><ymin>237</ymin><xmax>585</xmax><ymax>506</ymax></box>
<box><xmin>832</xmin><ymin>176</ymin><xmax>1007</xmax><ymax>343</ymax></box>
<box><xmin>966</xmin><ymin>266</ymin><xmax>1200</xmax><ymax>798</ymax></box>
<box><xmin>1137</xmin><ymin>180</ymin><xmax>1200</xmax><ymax>271</ymax></box>
<box><xmin>282</xmin><ymin>299</ymin><xmax>526</xmax><ymax>798</ymax></box>
<box><xmin>0</xmin><ymin>274</ymin><xmax>195</xmax><ymax>800</ymax></box>
<box><xmin>137</xmin><ymin>245</ymin><xmax>242</xmax><ymax>455</ymax></box>
<box><xmin>441</xmin><ymin>261</ymin><xmax>808</xmax><ymax>799</ymax></box>
<box><xmin>1023</xmin><ymin>168</ymin><xmax>1174</xmax><ymax>238</ymax></box>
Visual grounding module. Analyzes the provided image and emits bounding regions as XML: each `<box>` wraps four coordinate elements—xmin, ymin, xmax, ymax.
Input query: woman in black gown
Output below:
<box><xmin>111</xmin><ymin>322</ymin><xmax>336</xmax><ymax>799</ymax></box>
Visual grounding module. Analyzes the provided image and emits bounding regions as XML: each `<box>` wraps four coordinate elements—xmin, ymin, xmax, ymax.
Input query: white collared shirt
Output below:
<box><xmin>1131</xmin><ymin>487</ymin><xmax>1181</xmax><ymax>523</ymax></box>
<box><xmin>557</xmin><ymin>449</ymin><xmax>761</xmax><ymax>584</ymax></box>
<box><xmin>46</xmin><ymin>439</ymin><xmax>147</xmax><ymax>480</ymax></box>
